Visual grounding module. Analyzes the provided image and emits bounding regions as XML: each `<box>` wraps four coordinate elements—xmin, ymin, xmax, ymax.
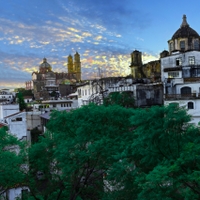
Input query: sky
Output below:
<box><xmin>0</xmin><ymin>0</ymin><xmax>200</xmax><ymax>89</ymax></box>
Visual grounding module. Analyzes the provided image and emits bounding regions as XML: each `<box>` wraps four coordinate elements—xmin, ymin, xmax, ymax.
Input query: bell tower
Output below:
<box><xmin>67</xmin><ymin>55</ymin><xmax>74</xmax><ymax>73</ymax></box>
<box><xmin>74</xmin><ymin>52</ymin><xmax>81</xmax><ymax>81</ymax></box>
<box><xmin>129</xmin><ymin>50</ymin><xmax>142</xmax><ymax>78</ymax></box>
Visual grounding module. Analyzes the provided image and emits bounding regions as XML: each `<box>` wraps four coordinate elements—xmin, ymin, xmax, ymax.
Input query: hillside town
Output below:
<box><xmin>1</xmin><ymin>15</ymin><xmax>200</xmax><ymax>199</ymax></box>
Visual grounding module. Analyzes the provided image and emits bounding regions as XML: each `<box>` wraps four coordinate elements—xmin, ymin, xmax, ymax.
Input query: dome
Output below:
<box><xmin>172</xmin><ymin>15</ymin><xmax>199</xmax><ymax>39</ymax></box>
<box><xmin>39</xmin><ymin>58</ymin><xmax>52</xmax><ymax>73</ymax></box>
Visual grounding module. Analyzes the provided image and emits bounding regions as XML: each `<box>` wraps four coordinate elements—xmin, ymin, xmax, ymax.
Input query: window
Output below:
<box><xmin>78</xmin><ymin>89</ymin><xmax>81</xmax><ymax>96</ymax></box>
<box><xmin>180</xmin><ymin>41</ymin><xmax>185</xmax><ymax>50</ymax></box>
<box><xmin>189</xmin><ymin>56</ymin><xmax>195</xmax><ymax>65</ymax></box>
<box><xmin>188</xmin><ymin>102</ymin><xmax>194</xmax><ymax>109</ymax></box>
<box><xmin>181</xmin><ymin>87</ymin><xmax>191</xmax><ymax>95</ymax></box>
<box><xmin>170</xmin><ymin>42</ymin><xmax>174</xmax><ymax>51</ymax></box>
<box><xmin>85</xmin><ymin>89</ymin><xmax>87</xmax><ymax>95</ymax></box>
<box><xmin>47</xmin><ymin>80</ymin><xmax>55</xmax><ymax>86</ymax></box>
<box><xmin>11</xmin><ymin>117</ymin><xmax>22</xmax><ymax>122</ymax></box>
<box><xmin>168</xmin><ymin>71</ymin><xmax>179</xmax><ymax>78</ymax></box>
<box><xmin>191</xmin><ymin>68</ymin><xmax>200</xmax><ymax>77</ymax></box>
<box><xmin>53</xmin><ymin>104</ymin><xmax>56</xmax><ymax>108</ymax></box>
<box><xmin>176</xmin><ymin>58</ymin><xmax>182</xmax><ymax>66</ymax></box>
<box><xmin>194</xmin><ymin>39</ymin><xmax>199</xmax><ymax>50</ymax></box>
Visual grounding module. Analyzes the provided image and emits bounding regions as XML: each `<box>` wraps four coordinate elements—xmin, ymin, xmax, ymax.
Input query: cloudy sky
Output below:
<box><xmin>0</xmin><ymin>0</ymin><xmax>200</xmax><ymax>89</ymax></box>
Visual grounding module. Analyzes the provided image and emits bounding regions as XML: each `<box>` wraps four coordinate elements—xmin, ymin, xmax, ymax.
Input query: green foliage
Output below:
<box><xmin>0</xmin><ymin>128</ymin><xmax>25</xmax><ymax>197</ymax></box>
<box><xmin>105</xmin><ymin>104</ymin><xmax>200</xmax><ymax>199</ymax></box>
<box><xmin>28</xmin><ymin>104</ymin><xmax>134</xmax><ymax>199</ymax></box>
<box><xmin>14</xmin><ymin>88</ymin><xmax>26</xmax><ymax>93</ymax></box>
<box><xmin>11</xmin><ymin>103</ymin><xmax>200</xmax><ymax>199</ymax></box>
<box><xmin>17</xmin><ymin>92</ymin><xmax>27</xmax><ymax>111</ymax></box>
<box><xmin>103</xmin><ymin>91</ymin><xmax>135</xmax><ymax>108</ymax></box>
<box><xmin>30</xmin><ymin>127</ymin><xmax>42</xmax><ymax>144</ymax></box>
<box><xmin>15</xmin><ymin>88</ymin><xmax>33</xmax><ymax>97</ymax></box>
<box><xmin>49</xmin><ymin>91</ymin><xmax>58</xmax><ymax>98</ymax></box>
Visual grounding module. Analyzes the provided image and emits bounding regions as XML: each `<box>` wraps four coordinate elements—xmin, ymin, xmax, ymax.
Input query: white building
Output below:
<box><xmin>0</xmin><ymin>89</ymin><xmax>14</xmax><ymax>103</ymax></box>
<box><xmin>77</xmin><ymin>81</ymin><xmax>93</xmax><ymax>107</ymax></box>
<box><xmin>2</xmin><ymin>187</ymin><xmax>29</xmax><ymax>200</ymax></box>
<box><xmin>76</xmin><ymin>78</ymin><xmax>163</xmax><ymax>108</ymax></box>
<box><xmin>0</xmin><ymin>106</ymin><xmax>29</xmax><ymax>199</ymax></box>
<box><xmin>5</xmin><ymin>112</ymin><xmax>29</xmax><ymax>141</ymax></box>
<box><xmin>0</xmin><ymin>104</ymin><xmax>20</xmax><ymax>120</ymax></box>
<box><xmin>41</xmin><ymin>99</ymin><xmax>77</xmax><ymax>110</ymax></box>
<box><xmin>161</xmin><ymin>15</ymin><xmax>200</xmax><ymax>124</ymax></box>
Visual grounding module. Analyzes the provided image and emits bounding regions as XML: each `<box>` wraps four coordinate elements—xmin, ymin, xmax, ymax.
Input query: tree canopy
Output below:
<box><xmin>0</xmin><ymin>127</ymin><xmax>25</xmax><ymax>198</ymax></box>
<box><xmin>103</xmin><ymin>91</ymin><xmax>135</xmax><ymax>108</ymax></box>
<box><xmin>28</xmin><ymin>104</ymin><xmax>134</xmax><ymax>199</ymax></box>
<box><xmin>17</xmin><ymin>92</ymin><xmax>27</xmax><ymax>111</ymax></box>
<box><xmin>3</xmin><ymin>103</ymin><xmax>200</xmax><ymax>199</ymax></box>
<box><xmin>105</xmin><ymin>103</ymin><xmax>200</xmax><ymax>199</ymax></box>
<box><xmin>15</xmin><ymin>88</ymin><xmax>33</xmax><ymax>97</ymax></box>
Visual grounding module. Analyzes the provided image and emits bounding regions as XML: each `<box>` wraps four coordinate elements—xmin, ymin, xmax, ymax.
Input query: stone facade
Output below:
<box><xmin>129</xmin><ymin>50</ymin><xmax>161</xmax><ymax>82</ymax></box>
<box><xmin>29</xmin><ymin>52</ymin><xmax>81</xmax><ymax>100</ymax></box>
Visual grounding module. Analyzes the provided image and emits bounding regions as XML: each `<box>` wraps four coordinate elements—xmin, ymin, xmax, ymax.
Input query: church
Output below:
<box><xmin>161</xmin><ymin>15</ymin><xmax>200</xmax><ymax>124</ymax></box>
<box><xmin>129</xmin><ymin>50</ymin><xmax>161</xmax><ymax>83</ymax></box>
<box><xmin>25</xmin><ymin>52</ymin><xmax>81</xmax><ymax>100</ymax></box>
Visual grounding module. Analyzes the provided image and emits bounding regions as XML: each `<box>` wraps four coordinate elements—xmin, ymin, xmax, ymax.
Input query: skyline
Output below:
<box><xmin>0</xmin><ymin>0</ymin><xmax>200</xmax><ymax>89</ymax></box>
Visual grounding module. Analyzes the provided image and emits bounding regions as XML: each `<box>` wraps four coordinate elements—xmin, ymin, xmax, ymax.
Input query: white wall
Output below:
<box><xmin>26</xmin><ymin>111</ymin><xmax>42</xmax><ymax>130</ymax></box>
<box><xmin>165</xmin><ymin>99</ymin><xmax>200</xmax><ymax>125</ymax></box>
<box><xmin>77</xmin><ymin>83</ymin><xmax>93</xmax><ymax>107</ymax></box>
<box><xmin>6</xmin><ymin>187</ymin><xmax>29</xmax><ymax>200</ymax></box>
<box><xmin>0</xmin><ymin>104</ymin><xmax>19</xmax><ymax>120</ymax></box>
<box><xmin>6</xmin><ymin>112</ymin><xmax>27</xmax><ymax>140</ymax></box>
<box><xmin>161</xmin><ymin>51</ymin><xmax>200</xmax><ymax>81</ymax></box>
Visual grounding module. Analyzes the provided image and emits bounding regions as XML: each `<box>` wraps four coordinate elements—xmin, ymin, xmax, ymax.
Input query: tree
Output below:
<box><xmin>0</xmin><ymin>127</ymin><xmax>25</xmax><ymax>198</ymax></box>
<box><xmin>103</xmin><ymin>91</ymin><xmax>135</xmax><ymax>108</ymax></box>
<box><xmin>105</xmin><ymin>103</ymin><xmax>200</xmax><ymax>199</ymax></box>
<box><xmin>15</xmin><ymin>88</ymin><xmax>33</xmax><ymax>97</ymax></box>
<box><xmin>21</xmin><ymin>103</ymin><xmax>200</xmax><ymax>199</ymax></box>
<box><xmin>17</xmin><ymin>92</ymin><xmax>27</xmax><ymax>111</ymax></box>
<box><xmin>28</xmin><ymin>104</ymin><xmax>134</xmax><ymax>199</ymax></box>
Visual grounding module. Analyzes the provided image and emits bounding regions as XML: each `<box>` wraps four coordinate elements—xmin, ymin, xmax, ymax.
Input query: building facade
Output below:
<box><xmin>76</xmin><ymin>77</ymin><xmax>163</xmax><ymax>108</ymax></box>
<box><xmin>27</xmin><ymin>52</ymin><xmax>81</xmax><ymax>100</ymax></box>
<box><xmin>129</xmin><ymin>50</ymin><xmax>161</xmax><ymax>82</ymax></box>
<box><xmin>161</xmin><ymin>15</ymin><xmax>200</xmax><ymax>124</ymax></box>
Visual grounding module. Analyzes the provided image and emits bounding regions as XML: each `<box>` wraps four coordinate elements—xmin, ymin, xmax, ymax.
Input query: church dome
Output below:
<box><xmin>172</xmin><ymin>15</ymin><xmax>199</xmax><ymax>39</ymax></box>
<box><xmin>39</xmin><ymin>58</ymin><xmax>52</xmax><ymax>73</ymax></box>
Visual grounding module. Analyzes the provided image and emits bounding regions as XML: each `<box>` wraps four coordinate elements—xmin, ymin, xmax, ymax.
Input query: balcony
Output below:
<box><xmin>165</xmin><ymin>93</ymin><xmax>200</xmax><ymax>100</ymax></box>
<box><xmin>184</xmin><ymin>77</ymin><xmax>200</xmax><ymax>82</ymax></box>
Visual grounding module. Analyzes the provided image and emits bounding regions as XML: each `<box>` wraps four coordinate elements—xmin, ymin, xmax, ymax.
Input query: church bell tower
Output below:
<box><xmin>129</xmin><ymin>50</ymin><xmax>142</xmax><ymax>78</ymax></box>
<box><xmin>74</xmin><ymin>52</ymin><xmax>81</xmax><ymax>81</ymax></box>
<box><xmin>67</xmin><ymin>55</ymin><xmax>74</xmax><ymax>73</ymax></box>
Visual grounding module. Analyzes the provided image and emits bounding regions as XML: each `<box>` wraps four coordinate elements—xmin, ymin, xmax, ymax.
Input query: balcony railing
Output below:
<box><xmin>165</xmin><ymin>93</ymin><xmax>200</xmax><ymax>100</ymax></box>
<box><xmin>184</xmin><ymin>77</ymin><xmax>200</xmax><ymax>82</ymax></box>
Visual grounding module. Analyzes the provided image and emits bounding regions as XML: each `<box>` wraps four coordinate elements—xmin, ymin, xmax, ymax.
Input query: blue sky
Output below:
<box><xmin>0</xmin><ymin>0</ymin><xmax>200</xmax><ymax>88</ymax></box>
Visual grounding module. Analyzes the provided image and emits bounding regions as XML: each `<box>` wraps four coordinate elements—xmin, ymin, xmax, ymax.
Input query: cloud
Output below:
<box><xmin>0</xmin><ymin>1</ymin><xmax>156</xmax><ymax>89</ymax></box>
<box><xmin>136</xmin><ymin>37</ymin><xmax>144</xmax><ymax>41</ymax></box>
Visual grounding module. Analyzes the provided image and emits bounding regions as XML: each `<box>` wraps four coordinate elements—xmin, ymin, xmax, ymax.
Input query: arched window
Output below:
<box><xmin>181</xmin><ymin>87</ymin><xmax>191</xmax><ymax>96</ymax></box>
<box><xmin>194</xmin><ymin>39</ymin><xmax>199</xmax><ymax>50</ymax></box>
<box><xmin>170</xmin><ymin>42</ymin><xmax>174</xmax><ymax>52</ymax></box>
<box><xmin>180</xmin><ymin>41</ymin><xmax>185</xmax><ymax>51</ymax></box>
<box><xmin>188</xmin><ymin>102</ymin><xmax>194</xmax><ymax>109</ymax></box>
